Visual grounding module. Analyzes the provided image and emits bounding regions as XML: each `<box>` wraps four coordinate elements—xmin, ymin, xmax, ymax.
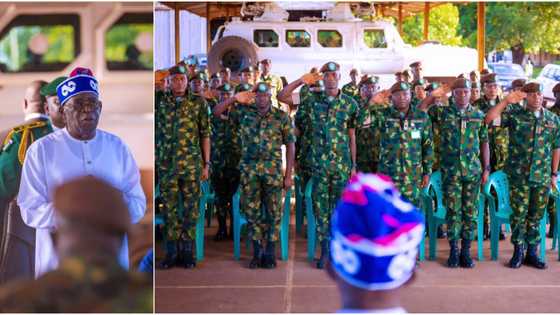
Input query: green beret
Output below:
<box><xmin>236</xmin><ymin>83</ymin><xmax>253</xmax><ymax>92</ymax></box>
<box><xmin>40</xmin><ymin>76</ymin><xmax>67</xmax><ymax>97</ymax></box>
<box><xmin>425</xmin><ymin>82</ymin><xmax>440</xmax><ymax>92</ymax></box>
<box><xmin>481</xmin><ymin>73</ymin><xmax>497</xmax><ymax>85</ymax></box>
<box><xmin>451</xmin><ymin>78</ymin><xmax>471</xmax><ymax>90</ymax></box>
<box><xmin>255</xmin><ymin>82</ymin><xmax>271</xmax><ymax>93</ymax></box>
<box><xmin>240</xmin><ymin>66</ymin><xmax>254</xmax><ymax>73</ymax></box>
<box><xmin>521</xmin><ymin>82</ymin><xmax>543</xmax><ymax>93</ymax></box>
<box><xmin>412</xmin><ymin>79</ymin><xmax>427</xmax><ymax>88</ymax></box>
<box><xmin>217</xmin><ymin>83</ymin><xmax>233</xmax><ymax>92</ymax></box>
<box><xmin>511</xmin><ymin>79</ymin><xmax>526</xmax><ymax>89</ymax></box>
<box><xmin>189</xmin><ymin>71</ymin><xmax>207</xmax><ymax>82</ymax></box>
<box><xmin>320</xmin><ymin>61</ymin><xmax>340</xmax><ymax>73</ymax></box>
<box><xmin>390</xmin><ymin>82</ymin><xmax>410</xmax><ymax>94</ymax></box>
<box><xmin>359</xmin><ymin>75</ymin><xmax>379</xmax><ymax>86</ymax></box>
<box><xmin>169</xmin><ymin>65</ymin><xmax>186</xmax><ymax>76</ymax></box>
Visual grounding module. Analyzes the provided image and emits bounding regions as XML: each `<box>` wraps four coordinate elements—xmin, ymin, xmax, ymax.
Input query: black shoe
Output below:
<box><xmin>459</xmin><ymin>239</ymin><xmax>475</xmax><ymax>268</ymax></box>
<box><xmin>499</xmin><ymin>228</ymin><xmax>506</xmax><ymax>241</ymax></box>
<box><xmin>316</xmin><ymin>240</ymin><xmax>329</xmax><ymax>269</ymax></box>
<box><xmin>524</xmin><ymin>244</ymin><xmax>547</xmax><ymax>269</ymax></box>
<box><xmin>182</xmin><ymin>240</ymin><xmax>196</xmax><ymax>268</ymax></box>
<box><xmin>157</xmin><ymin>241</ymin><xmax>178</xmax><ymax>269</ymax></box>
<box><xmin>483</xmin><ymin>224</ymin><xmax>490</xmax><ymax>241</ymax></box>
<box><xmin>249</xmin><ymin>240</ymin><xmax>263</xmax><ymax>269</ymax></box>
<box><xmin>262</xmin><ymin>241</ymin><xmax>277</xmax><ymax>269</ymax></box>
<box><xmin>214</xmin><ymin>215</ymin><xmax>228</xmax><ymax>241</ymax></box>
<box><xmin>509</xmin><ymin>244</ymin><xmax>524</xmax><ymax>269</ymax></box>
<box><xmin>437</xmin><ymin>226</ymin><xmax>447</xmax><ymax>239</ymax></box>
<box><xmin>447</xmin><ymin>240</ymin><xmax>460</xmax><ymax>268</ymax></box>
<box><xmin>547</xmin><ymin>220</ymin><xmax>555</xmax><ymax>238</ymax></box>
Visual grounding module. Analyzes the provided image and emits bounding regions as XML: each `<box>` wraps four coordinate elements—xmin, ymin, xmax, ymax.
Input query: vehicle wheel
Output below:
<box><xmin>208</xmin><ymin>36</ymin><xmax>258</xmax><ymax>74</ymax></box>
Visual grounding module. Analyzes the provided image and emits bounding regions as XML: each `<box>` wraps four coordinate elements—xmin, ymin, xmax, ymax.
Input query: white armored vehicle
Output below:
<box><xmin>208</xmin><ymin>2</ymin><xmax>479</xmax><ymax>87</ymax></box>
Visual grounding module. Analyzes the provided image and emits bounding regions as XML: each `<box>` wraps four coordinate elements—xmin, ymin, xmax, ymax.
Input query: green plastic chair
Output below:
<box><xmin>482</xmin><ymin>171</ymin><xmax>547</xmax><ymax>261</ymax></box>
<box><xmin>232</xmin><ymin>187</ymin><xmax>292</xmax><ymax>261</ymax></box>
<box><xmin>421</xmin><ymin>171</ymin><xmax>484</xmax><ymax>261</ymax></box>
<box><xmin>304</xmin><ymin>178</ymin><xmax>316</xmax><ymax>262</ymax></box>
<box><xmin>201</xmin><ymin>181</ymin><xmax>216</xmax><ymax>227</ymax></box>
<box><xmin>294</xmin><ymin>175</ymin><xmax>306</xmax><ymax>235</ymax></box>
<box><xmin>154</xmin><ymin>181</ymin><xmax>211</xmax><ymax>262</ymax></box>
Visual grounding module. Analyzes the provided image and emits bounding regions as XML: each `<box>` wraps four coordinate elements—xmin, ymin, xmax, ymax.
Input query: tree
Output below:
<box><xmin>401</xmin><ymin>4</ymin><xmax>463</xmax><ymax>47</ymax></box>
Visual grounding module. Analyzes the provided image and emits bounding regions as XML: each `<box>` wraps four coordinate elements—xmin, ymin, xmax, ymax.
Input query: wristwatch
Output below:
<box><xmin>552</xmin><ymin>171</ymin><xmax>558</xmax><ymax>177</ymax></box>
<box><xmin>204</xmin><ymin>161</ymin><xmax>212</xmax><ymax>167</ymax></box>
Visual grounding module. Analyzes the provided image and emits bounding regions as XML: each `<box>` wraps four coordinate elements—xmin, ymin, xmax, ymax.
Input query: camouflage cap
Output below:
<box><xmin>553</xmin><ymin>83</ymin><xmax>560</xmax><ymax>94</ymax></box>
<box><xmin>40</xmin><ymin>76</ymin><xmax>67</xmax><ymax>97</ymax></box>
<box><xmin>54</xmin><ymin>176</ymin><xmax>130</xmax><ymax>235</ymax></box>
<box><xmin>480</xmin><ymin>73</ymin><xmax>497</xmax><ymax>85</ymax></box>
<box><xmin>320</xmin><ymin>61</ymin><xmax>340</xmax><ymax>73</ymax></box>
<box><xmin>521</xmin><ymin>82</ymin><xmax>543</xmax><ymax>93</ymax></box>
<box><xmin>390</xmin><ymin>81</ymin><xmax>411</xmax><ymax>94</ymax></box>
<box><xmin>169</xmin><ymin>65</ymin><xmax>187</xmax><ymax>76</ymax></box>
<box><xmin>359</xmin><ymin>74</ymin><xmax>379</xmax><ymax>86</ymax></box>
<box><xmin>412</xmin><ymin>78</ymin><xmax>428</xmax><ymax>88</ymax></box>
<box><xmin>217</xmin><ymin>83</ymin><xmax>233</xmax><ymax>92</ymax></box>
<box><xmin>254</xmin><ymin>82</ymin><xmax>271</xmax><ymax>93</ymax></box>
<box><xmin>511</xmin><ymin>78</ymin><xmax>527</xmax><ymax>89</ymax></box>
<box><xmin>240</xmin><ymin>66</ymin><xmax>254</xmax><ymax>73</ymax></box>
<box><xmin>409</xmin><ymin>61</ymin><xmax>422</xmax><ymax>68</ymax></box>
<box><xmin>451</xmin><ymin>78</ymin><xmax>472</xmax><ymax>90</ymax></box>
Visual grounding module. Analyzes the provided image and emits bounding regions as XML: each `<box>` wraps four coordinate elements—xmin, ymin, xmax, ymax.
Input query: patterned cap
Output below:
<box><xmin>521</xmin><ymin>82</ymin><xmax>543</xmax><ymax>93</ymax></box>
<box><xmin>390</xmin><ymin>82</ymin><xmax>410</xmax><ymax>94</ymax></box>
<box><xmin>189</xmin><ymin>71</ymin><xmax>207</xmax><ymax>82</ymax></box>
<box><xmin>330</xmin><ymin>173</ymin><xmax>425</xmax><ymax>291</ymax></box>
<box><xmin>511</xmin><ymin>79</ymin><xmax>527</xmax><ymax>89</ymax></box>
<box><xmin>240</xmin><ymin>66</ymin><xmax>254</xmax><ymax>73</ymax></box>
<box><xmin>320</xmin><ymin>61</ymin><xmax>340</xmax><ymax>73</ymax></box>
<box><xmin>56</xmin><ymin>67</ymin><xmax>99</xmax><ymax>106</ymax></box>
<box><xmin>553</xmin><ymin>83</ymin><xmax>560</xmax><ymax>94</ymax></box>
<box><xmin>237</xmin><ymin>83</ymin><xmax>253</xmax><ymax>92</ymax></box>
<box><xmin>41</xmin><ymin>76</ymin><xmax>67</xmax><ymax>97</ymax></box>
<box><xmin>425</xmin><ymin>82</ymin><xmax>440</xmax><ymax>92</ymax></box>
<box><xmin>451</xmin><ymin>78</ymin><xmax>471</xmax><ymax>90</ymax></box>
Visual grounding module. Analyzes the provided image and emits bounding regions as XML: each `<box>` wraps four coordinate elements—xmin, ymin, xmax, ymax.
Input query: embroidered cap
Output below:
<box><xmin>56</xmin><ymin>67</ymin><xmax>99</xmax><ymax>106</ymax></box>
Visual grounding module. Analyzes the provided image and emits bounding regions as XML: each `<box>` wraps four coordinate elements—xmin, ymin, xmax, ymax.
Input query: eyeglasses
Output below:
<box><xmin>65</xmin><ymin>101</ymin><xmax>100</xmax><ymax>113</ymax></box>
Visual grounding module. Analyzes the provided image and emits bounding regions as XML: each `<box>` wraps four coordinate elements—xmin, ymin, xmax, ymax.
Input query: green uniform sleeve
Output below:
<box><xmin>198</xmin><ymin>99</ymin><xmax>211</xmax><ymax>138</ymax></box>
<box><xmin>282</xmin><ymin>113</ymin><xmax>296</xmax><ymax>145</ymax></box>
<box><xmin>554</xmin><ymin>115</ymin><xmax>560</xmax><ymax>150</ymax></box>
<box><xmin>428</xmin><ymin>105</ymin><xmax>442</xmax><ymax>124</ymax></box>
<box><xmin>422</xmin><ymin>115</ymin><xmax>434</xmax><ymax>175</ymax></box>
<box><xmin>479</xmin><ymin>118</ymin><xmax>489</xmax><ymax>143</ymax></box>
<box><xmin>0</xmin><ymin>133</ymin><xmax>22</xmax><ymax>201</ymax></box>
<box><xmin>347</xmin><ymin>98</ymin><xmax>358</xmax><ymax>129</ymax></box>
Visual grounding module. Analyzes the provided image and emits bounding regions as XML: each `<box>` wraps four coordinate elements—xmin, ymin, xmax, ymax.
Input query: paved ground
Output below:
<box><xmin>155</xmin><ymin>220</ymin><xmax>560</xmax><ymax>313</ymax></box>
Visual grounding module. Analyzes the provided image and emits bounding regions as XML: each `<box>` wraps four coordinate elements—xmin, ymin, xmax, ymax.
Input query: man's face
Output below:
<box><xmin>240</xmin><ymin>72</ymin><xmax>252</xmax><ymax>84</ymax></box>
<box><xmin>470</xmin><ymin>87</ymin><xmax>481</xmax><ymax>102</ymax></box>
<box><xmin>360</xmin><ymin>83</ymin><xmax>377</xmax><ymax>100</ymax></box>
<box><xmin>350</xmin><ymin>72</ymin><xmax>358</xmax><ymax>83</ymax></box>
<box><xmin>62</xmin><ymin>93</ymin><xmax>102</xmax><ymax>138</ymax></box>
<box><xmin>189</xmin><ymin>79</ymin><xmax>204</xmax><ymax>94</ymax></box>
<box><xmin>45</xmin><ymin>95</ymin><xmax>64</xmax><ymax>128</ymax></box>
<box><xmin>261</xmin><ymin>62</ymin><xmax>271</xmax><ymax>74</ymax></box>
<box><xmin>414</xmin><ymin>85</ymin><xmax>426</xmax><ymax>99</ymax></box>
<box><xmin>323</xmin><ymin>71</ymin><xmax>340</xmax><ymax>90</ymax></box>
<box><xmin>453</xmin><ymin>88</ymin><xmax>471</xmax><ymax>107</ymax></box>
<box><xmin>220</xmin><ymin>70</ymin><xmax>231</xmax><ymax>82</ymax></box>
<box><xmin>395</xmin><ymin>74</ymin><xmax>403</xmax><ymax>82</ymax></box>
<box><xmin>255</xmin><ymin>91</ymin><xmax>271</xmax><ymax>108</ymax></box>
<box><xmin>170</xmin><ymin>74</ymin><xmax>188</xmax><ymax>95</ymax></box>
<box><xmin>210</xmin><ymin>78</ymin><xmax>221</xmax><ymax>90</ymax></box>
<box><xmin>412</xmin><ymin>66</ymin><xmax>423</xmax><ymax>79</ymax></box>
<box><xmin>155</xmin><ymin>76</ymin><xmax>168</xmax><ymax>91</ymax></box>
<box><xmin>391</xmin><ymin>90</ymin><xmax>411</xmax><ymax>110</ymax></box>
<box><xmin>483</xmin><ymin>83</ymin><xmax>499</xmax><ymax>100</ymax></box>
<box><xmin>526</xmin><ymin>92</ymin><xmax>543</xmax><ymax>110</ymax></box>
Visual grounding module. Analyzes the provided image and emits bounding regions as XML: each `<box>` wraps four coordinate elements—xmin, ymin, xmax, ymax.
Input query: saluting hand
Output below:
<box><xmin>301</xmin><ymin>72</ymin><xmax>322</xmax><ymax>85</ymax></box>
<box><xmin>202</xmin><ymin>89</ymin><xmax>217</xmax><ymax>100</ymax></box>
<box><xmin>235</xmin><ymin>91</ymin><xmax>256</xmax><ymax>104</ymax></box>
<box><xmin>505</xmin><ymin>90</ymin><xmax>527</xmax><ymax>104</ymax></box>
<box><xmin>431</xmin><ymin>84</ymin><xmax>451</xmax><ymax>99</ymax></box>
<box><xmin>369</xmin><ymin>90</ymin><xmax>391</xmax><ymax>105</ymax></box>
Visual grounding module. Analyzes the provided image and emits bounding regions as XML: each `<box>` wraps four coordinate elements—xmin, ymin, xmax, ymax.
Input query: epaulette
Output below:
<box><xmin>2</xmin><ymin>121</ymin><xmax>49</xmax><ymax>164</ymax></box>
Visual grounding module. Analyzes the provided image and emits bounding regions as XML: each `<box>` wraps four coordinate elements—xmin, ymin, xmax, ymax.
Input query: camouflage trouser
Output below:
<box><xmin>298</xmin><ymin>164</ymin><xmax>313</xmax><ymax>191</ymax></box>
<box><xmin>162</xmin><ymin>173</ymin><xmax>201</xmax><ymax>241</ymax></box>
<box><xmin>488</xmin><ymin>127</ymin><xmax>508</xmax><ymax>171</ymax></box>
<box><xmin>240</xmin><ymin>167</ymin><xmax>283</xmax><ymax>242</ymax></box>
<box><xmin>211</xmin><ymin>167</ymin><xmax>240</xmax><ymax>217</ymax></box>
<box><xmin>392</xmin><ymin>175</ymin><xmax>421</xmax><ymax>209</ymax></box>
<box><xmin>432</xmin><ymin>125</ymin><xmax>441</xmax><ymax>171</ymax></box>
<box><xmin>443</xmin><ymin>176</ymin><xmax>481</xmax><ymax>241</ymax></box>
<box><xmin>509</xmin><ymin>181</ymin><xmax>548</xmax><ymax>245</ymax></box>
<box><xmin>356</xmin><ymin>160</ymin><xmax>377</xmax><ymax>174</ymax></box>
<box><xmin>547</xmin><ymin>196</ymin><xmax>556</xmax><ymax>228</ymax></box>
<box><xmin>312</xmin><ymin>171</ymin><xmax>349</xmax><ymax>242</ymax></box>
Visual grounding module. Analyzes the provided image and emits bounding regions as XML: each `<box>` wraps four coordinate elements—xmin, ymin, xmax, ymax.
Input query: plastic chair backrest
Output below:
<box><xmin>424</xmin><ymin>171</ymin><xmax>445</xmax><ymax>219</ymax></box>
<box><xmin>483</xmin><ymin>171</ymin><xmax>512</xmax><ymax>217</ymax></box>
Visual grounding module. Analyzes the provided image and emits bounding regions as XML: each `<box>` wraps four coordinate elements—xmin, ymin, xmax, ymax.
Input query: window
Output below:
<box><xmin>363</xmin><ymin>29</ymin><xmax>387</xmax><ymax>48</ymax></box>
<box><xmin>105</xmin><ymin>13</ymin><xmax>153</xmax><ymax>71</ymax></box>
<box><xmin>318</xmin><ymin>30</ymin><xmax>342</xmax><ymax>48</ymax></box>
<box><xmin>253</xmin><ymin>30</ymin><xmax>278</xmax><ymax>48</ymax></box>
<box><xmin>0</xmin><ymin>14</ymin><xmax>80</xmax><ymax>73</ymax></box>
<box><xmin>286</xmin><ymin>30</ymin><xmax>310</xmax><ymax>48</ymax></box>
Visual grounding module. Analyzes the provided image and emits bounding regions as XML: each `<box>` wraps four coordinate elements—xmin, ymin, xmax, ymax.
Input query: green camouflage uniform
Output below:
<box><xmin>548</xmin><ymin>105</ymin><xmax>560</xmax><ymax>223</ymax></box>
<box><xmin>476</xmin><ymin>96</ymin><xmax>508</xmax><ymax>171</ymax></box>
<box><xmin>209</xmin><ymin>98</ymin><xmax>240</xmax><ymax>219</ymax></box>
<box><xmin>341</xmin><ymin>82</ymin><xmax>360</xmax><ymax>103</ymax></box>
<box><xmin>501</xmin><ymin>104</ymin><xmax>560</xmax><ymax>245</ymax></box>
<box><xmin>356</xmin><ymin>100</ymin><xmax>387</xmax><ymax>173</ymax></box>
<box><xmin>259</xmin><ymin>74</ymin><xmax>284</xmax><ymax>110</ymax></box>
<box><xmin>0</xmin><ymin>257</ymin><xmax>152</xmax><ymax>312</ymax></box>
<box><xmin>294</xmin><ymin>91</ymin><xmax>319</xmax><ymax>187</ymax></box>
<box><xmin>429</xmin><ymin>104</ymin><xmax>488</xmax><ymax>241</ymax></box>
<box><xmin>302</xmin><ymin>91</ymin><xmax>358</xmax><ymax>242</ymax></box>
<box><xmin>374</xmin><ymin>105</ymin><xmax>433</xmax><ymax>206</ymax></box>
<box><xmin>429</xmin><ymin>102</ymin><xmax>448</xmax><ymax>171</ymax></box>
<box><xmin>162</xmin><ymin>93</ymin><xmax>211</xmax><ymax>241</ymax></box>
<box><xmin>230</xmin><ymin>104</ymin><xmax>295</xmax><ymax>242</ymax></box>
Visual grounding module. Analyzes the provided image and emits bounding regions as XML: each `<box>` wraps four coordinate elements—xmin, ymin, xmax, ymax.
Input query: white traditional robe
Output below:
<box><xmin>17</xmin><ymin>128</ymin><xmax>146</xmax><ymax>278</ymax></box>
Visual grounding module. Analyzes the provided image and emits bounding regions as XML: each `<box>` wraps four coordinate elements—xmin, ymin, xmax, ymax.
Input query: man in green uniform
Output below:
<box><xmin>258</xmin><ymin>59</ymin><xmax>284</xmax><ymax>111</ymax></box>
<box><xmin>356</xmin><ymin>75</ymin><xmax>384</xmax><ymax>173</ymax></box>
<box><xmin>420</xmin><ymin>78</ymin><xmax>491</xmax><ymax>268</ymax></box>
<box><xmin>209</xmin><ymin>83</ymin><xmax>240</xmax><ymax>241</ymax></box>
<box><xmin>213</xmin><ymin>82</ymin><xmax>295</xmax><ymax>269</ymax></box>
<box><xmin>470</xmin><ymin>80</ymin><xmax>481</xmax><ymax>104</ymax></box>
<box><xmin>278</xmin><ymin>62</ymin><xmax>358</xmax><ymax>269</ymax></box>
<box><xmin>341</xmin><ymin>68</ymin><xmax>360</xmax><ymax>103</ymax></box>
<box><xmin>409</xmin><ymin>61</ymin><xmax>425</xmax><ymax>83</ymax></box>
<box><xmin>546</xmin><ymin>83</ymin><xmax>560</xmax><ymax>237</ymax></box>
<box><xmin>511</xmin><ymin>79</ymin><xmax>526</xmax><ymax>92</ymax></box>
<box><xmin>411</xmin><ymin>78</ymin><xmax>428</xmax><ymax>108</ymax></box>
<box><xmin>41</xmin><ymin>76</ymin><xmax>67</xmax><ymax>130</ymax></box>
<box><xmin>0</xmin><ymin>80</ymin><xmax>53</xmax><ymax>283</ymax></box>
<box><xmin>372</xmin><ymin>81</ymin><xmax>433</xmax><ymax>207</ymax></box>
<box><xmin>158</xmin><ymin>67</ymin><xmax>211</xmax><ymax>269</ymax></box>
<box><xmin>0</xmin><ymin>176</ymin><xmax>152</xmax><ymax>312</ymax></box>
<box><xmin>235</xmin><ymin>66</ymin><xmax>254</xmax><ymax>93</ymax></box>
<box><xmin>485</xmin><ymin>82</ymin><xmax>560</xmax><ymax>269</ymax></box>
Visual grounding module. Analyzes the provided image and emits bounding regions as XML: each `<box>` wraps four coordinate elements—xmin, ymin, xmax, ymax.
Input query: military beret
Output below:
<box><xmin>240</xmin><ymin>66</ymin><xmax>254</xmax><ymax>73</ymax></box>
<box><xmin>409</xmin><ymin>61</ymin><xmax>422</xmax><ymax>68</ymax></box>
<box><xmin>511</xmin><ymin>79</ymin><xmax>527</xmax><ymax>89</ymax></box>
<box><xmin>412</xmin><ymin>79</ymin><xmax>428</xmax><ymax>88</ymax></box>
<box><xmin>259</xmin><ymin>58</ymin><xmax>272</xmax><ymax>64</ymax></box>
<box><xmin>54</xmin><ymin>176</ymin><xmax>130</xmax><ymax>235</ymax></box>
<box><xmin>553</xmin><ymin>83</ymin><xmax>560</xmax><ymax>94</ymax></box>
<box><xmin>237</xmin><ymin>83</ymin><xmax>253</xmax><ymax>92</ymax></box>
<box><xmin>521</xmin><ymin>82</ymin><xmax>543</xmax><ymax>93</ymax></box>
<box><xmin>254</xmin><ymin>82</ymin><xmax>271</xmax><ymax>93</ymax></box>
<box><xmin>451</xmin><ymin>78</ymin><xmax>472</xmax><ymax>90</ymax></box>
<box><xmin>169</xmin><ymin>65</ymin><xmax>187</xmax><ymax>76</ymax></box>
<box><xmin>402</xmin><ymin>70</ymin><xmax>411</xmax><ymax>77</ymax></box>
<box><xmin>359</xmin><ymin>75</ymin><xmax>379</xmax><ymax>86</ymax></box>
<box><xmin>425</xmin><ymin>82</ymin><xmax>440</xmax><ymax>92</ymax></box>
<box><xmin>189</xmin><ymin>71</ymin><xmax>207</xmax><ymax>82</ymax></box>
<box><xmin>390</xmin><ymin>81</ymin><xmax>411</xmax><ymax>94</ymax></box>
<box><xmin>480</xmin><ymin>73</ymin><xmax>497</xmax><ymax>85</ymax></box>
<box><xmin>41</xmin><ymin>76</ymin><xmax>67</xmax><ymax>97</ymax></box>
<box><xmin>320</xmin><ymin>61</ymin><xmax>340</xmax><ymax>73</ymax></box>
<box><xmin>217</xmin><ymin>83</ymin><xmax>233</xmax><ymax>92</ymax></box>
<box><xmin>350</xmin><ymin>68</ymin><xmax>358</xmax><ymax>75</ymax></box>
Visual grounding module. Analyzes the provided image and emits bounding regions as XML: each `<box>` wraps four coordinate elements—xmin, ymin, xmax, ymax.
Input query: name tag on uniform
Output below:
<box><xmin>411</xmin><ymin>130</ymin><xmax>421</xmax><ymax>139</ymax></box>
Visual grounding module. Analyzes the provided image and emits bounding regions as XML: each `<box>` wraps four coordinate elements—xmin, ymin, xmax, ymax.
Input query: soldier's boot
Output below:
<box><xmin>547</xmin><ymin>216</ymin><xmax>555</xmax><ymax>238</ymax></box>
<box><xmin>316</xmin><ymin>240</ymin><xmax>329</xmax><ymax>269</ymax></box>
<box><xmin>262</xmin><ymin>241</ymin><xmax>277</xmax><ymax>269</ymax></box>
<box><xmin>157</xmin><ymin>241</ymin><xmax>178</xmax><ymax>269</ymax></box>
<box><xmin>182</xmin><ymin>240</ymin><xmax>196</xmax><ymax>269</ymax></box>
<box><xmin>524</xmin><ymin>244</ymin><xmax>547</xmax><ymax>269</ymax></box>
<box><xmin>483</xmin><ymin>223</ymin><xmax>490</xmax><ymax>240</ymax></box>
<box><xmin>508</xmin><ymin>244</ymin><xmax>524</xmax><ymax>269</ymax></box>
<box><xmin>499</xmin><ymin>227</ymin><xmax>506</xmax><ymax>241</ymax></box>
<box><xmin>446</xmin><ymin>241</ymin><xmax>460</xmax><ymax>268</ymax></box>
<box><xmin>459</xmin><ymin>239</ymin><xmax>475</xmax><ymax>268</ymax></box>
<box><xmin>249</xmin><ymin>240</ymin><xmax>263</xmax><ymax>269</ymax></box>
<box><xmin>214</xmin><ymin>214</ymin><xmax>228</xmax><ymax>241</ymax></box>
<box><xmin>437</xmin><ymin>226</ymin><xmax>447</xmax><ymax>239</ymax></box>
